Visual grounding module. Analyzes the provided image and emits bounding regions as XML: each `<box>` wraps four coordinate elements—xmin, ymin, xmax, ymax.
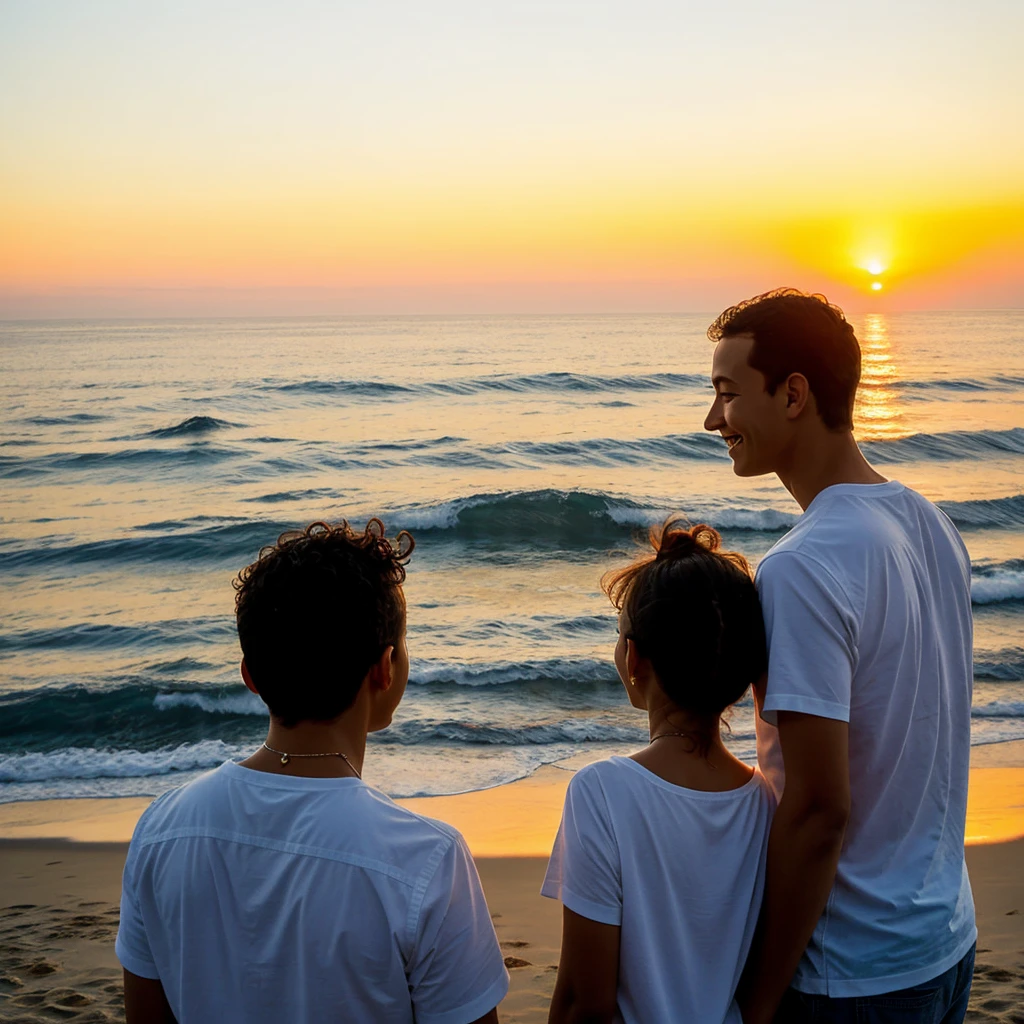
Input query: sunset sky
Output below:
<box><xmin>2</xmin><ymin>0</ymin><xmax>1022</xmax><ymax>316</ymax></box>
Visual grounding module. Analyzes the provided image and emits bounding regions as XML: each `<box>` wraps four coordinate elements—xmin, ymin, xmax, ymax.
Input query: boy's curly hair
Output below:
<box><xmin>602</xmin><ymin>516</ymin><xmax>766</xmax><ymax>753</ymax></box>
<box><xmin>234</xmin><ymin>519</ymin><xmax>414</xmax><ymax>727</ymax></box>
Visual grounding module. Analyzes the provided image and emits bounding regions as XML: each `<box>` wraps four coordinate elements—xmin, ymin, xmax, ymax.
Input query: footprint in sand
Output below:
<box><xmin>26</xmin><ymin>960</ymin><xmax>60</xmax><ymax>976</ymax></box>
<box><xmin>503</xmin><ymin>956</ymin><xmax>532</xmax><ymax>969</ymax></box>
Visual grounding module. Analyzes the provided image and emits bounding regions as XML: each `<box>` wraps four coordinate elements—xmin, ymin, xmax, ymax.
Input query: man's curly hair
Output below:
<box><xmin>234</xmin><ymin>519</ymin><xmax>414</xmax><ymax>726</ymax></box>
<box><xmin>708</xmin><ymin>287</ymin><xmax>861</xmax><ymax>431</ymax></box>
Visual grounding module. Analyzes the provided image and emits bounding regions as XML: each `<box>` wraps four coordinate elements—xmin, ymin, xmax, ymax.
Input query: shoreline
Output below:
<box><xmin>2</xmin><ymin>739</ymin><xmax>1024</xmax><ymax>851</ymax></box>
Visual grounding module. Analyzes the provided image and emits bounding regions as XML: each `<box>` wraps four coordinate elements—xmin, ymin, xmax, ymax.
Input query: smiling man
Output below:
<box><xmin>704</xmin><ymin>289</ymin><xmax>976</xmax><ymax>1023</ymax></box>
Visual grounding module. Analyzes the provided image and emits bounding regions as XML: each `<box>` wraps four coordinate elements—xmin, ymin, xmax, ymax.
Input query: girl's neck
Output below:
<box><xmin>631</xmin><ymin>709</ymin><xmax>753</xmax><ymax>793</ymax></box>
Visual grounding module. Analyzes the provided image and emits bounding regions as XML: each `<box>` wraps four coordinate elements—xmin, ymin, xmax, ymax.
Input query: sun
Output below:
<box><xmin>866</xmin><ymin>259</ymin><xmax>886</xmax><ymax>275</ymax></box>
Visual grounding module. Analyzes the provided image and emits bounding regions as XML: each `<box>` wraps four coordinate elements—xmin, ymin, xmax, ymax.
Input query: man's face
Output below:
<box><xmin>704</xmin><ymin>332</ymin><xmax>791</xmax><ymax>477</ymax></box>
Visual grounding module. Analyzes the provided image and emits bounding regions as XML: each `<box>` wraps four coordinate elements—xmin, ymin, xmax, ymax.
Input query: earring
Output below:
<box><xmin>629</xmin><ymin>675</ymin><xmax>637</xmax><ymax>686</ymax></box>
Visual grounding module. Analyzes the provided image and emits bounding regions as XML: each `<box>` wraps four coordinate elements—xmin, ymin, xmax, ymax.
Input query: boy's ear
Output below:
<box><xmin>783</xmin><ymin>372</ymin><xmax>811</xmax><ymax>420</ymax></box>
<box><xmin>369</xmin><ymin>645</ymin><xmax>395</xmax><ymax>692</ymax></box>
<box><xmin>240</xmin><ymin>659</ymin><xmax>258</xmax><ymax>695</ymax></box>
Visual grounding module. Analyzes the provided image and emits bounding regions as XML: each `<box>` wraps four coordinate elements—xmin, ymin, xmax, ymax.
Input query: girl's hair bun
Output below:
<box><xmin>653</xmin><ymin>519</ymin><xmax>721</xmax><ymax>560</ymax></box>
<box><xmin>649</xmin><ymin>516</ymin><xmax>750</xmax><ymax>576</ymax></box>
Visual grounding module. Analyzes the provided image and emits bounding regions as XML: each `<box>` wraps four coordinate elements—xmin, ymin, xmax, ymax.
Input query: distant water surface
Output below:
<box><xmin>1</xmin><ymin>312</ymin><xmax>1022</xmax><ymax>803</ymax></box>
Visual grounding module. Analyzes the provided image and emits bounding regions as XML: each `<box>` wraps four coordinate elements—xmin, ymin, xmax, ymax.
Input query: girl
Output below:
<box><xmin>543</xmin><ymin>518</ymin><xmax>774</xmax><ymax>1024</ymax></box>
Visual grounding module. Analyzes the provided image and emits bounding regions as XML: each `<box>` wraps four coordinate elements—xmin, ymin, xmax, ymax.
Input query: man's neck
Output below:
<box><xmin>776</xmin><ymin>429</ymin><xmax>887</xmax><ymax>511</ymax></box>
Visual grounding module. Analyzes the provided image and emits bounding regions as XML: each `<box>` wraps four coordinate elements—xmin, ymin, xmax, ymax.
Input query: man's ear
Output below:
<box><xmin>783</xmin><ymin>372</ymin><xmax>811</xmax><ymax>420</ymax></box>
<box><xmin>369</xmin><ymin>646</ymin><xmax>395</xmax><ymax>692</ymax></box>
<box><xmin>240</xmin><ymin>659</ymin><xmax>259</xmax><ymax>695</ymax></box>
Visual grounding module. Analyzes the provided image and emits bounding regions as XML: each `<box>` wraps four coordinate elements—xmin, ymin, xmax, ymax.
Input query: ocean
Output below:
<box><xmin>1</xmin><ymin>311</ymin><xmax>1022</xmax><ymax>805</ymax></box>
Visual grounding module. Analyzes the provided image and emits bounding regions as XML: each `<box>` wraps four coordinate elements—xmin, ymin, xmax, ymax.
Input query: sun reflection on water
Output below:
<box><xmin>854</xmin><ymin>313</ymin><xmax>907</xmax><ymax>441</ymax></box>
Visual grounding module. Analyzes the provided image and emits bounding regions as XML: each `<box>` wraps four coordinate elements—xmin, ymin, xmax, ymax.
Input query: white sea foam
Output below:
<box><xmin>972</xmin><ymin>570</ymin><xmax>1024</xmax><ymax>605</ymax></box>
<box><xmin>409</xmin><ymin>657</ymin><xmax>616</xmax><ymax>687</ymax></box>
<box><xmin>0</xmin><ymin>740</ymin><xmax>241</xmax><ymax>783</ymax></box>
<box><xmin>154</xmin><ymin>691</ymin><xmax>267</xmax><ymax>715</ymax></box>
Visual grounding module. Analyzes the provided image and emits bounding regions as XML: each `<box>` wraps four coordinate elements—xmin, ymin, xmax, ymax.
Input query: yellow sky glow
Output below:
<box><xmin>2</xmin><ymin>2</ymin><xmax>1022</xmax><ymax>315</ymax></box>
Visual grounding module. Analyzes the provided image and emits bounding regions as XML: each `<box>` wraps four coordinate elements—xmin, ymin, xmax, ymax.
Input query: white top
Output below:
<box><xmin>116</xmin><ymin>761</ymin><xmax>509</xmax><ymax>1024</ymax></box>
<box><xmin>756</xmin><ymin>480</ymin><xmax>977</xmax><ymax>997</ymax></box>
<box><xmin>541</xmin><ymin>756</ymin><xmax>775</xmax><ymax>1024</ymax></box>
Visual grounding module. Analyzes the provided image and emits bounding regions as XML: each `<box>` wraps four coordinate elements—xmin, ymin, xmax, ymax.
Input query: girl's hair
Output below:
<box><xmin>601</xmin><ymin>517</ymin><xmax>767</xmax><ymax>752</ymax></box>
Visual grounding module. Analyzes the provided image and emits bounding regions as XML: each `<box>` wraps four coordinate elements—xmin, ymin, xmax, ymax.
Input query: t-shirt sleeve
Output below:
<box><xmin>540</xmin><ymin>769</ymin><xmax>621</xmax><ymax>926</ymax></box>
<box><xmin>406</xmin><ymin>831</ymin><xmax>509</xmax><ymax>1024</ymax></box>
<box><xmin>115</xmin><ymin>845</ymin><xmax>160</xmax><ymax>980</ymax></box>
<box><xmin>756</xmin><ymin>551</ymin><xmax>858</xmax><ymax>726</ymax></box>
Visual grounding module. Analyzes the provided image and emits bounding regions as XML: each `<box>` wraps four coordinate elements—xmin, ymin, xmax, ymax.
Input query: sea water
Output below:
<box><xmin>1</xmin><ymin>312</ymin><xmax>1021</xmax><ymax>804</ymax></box>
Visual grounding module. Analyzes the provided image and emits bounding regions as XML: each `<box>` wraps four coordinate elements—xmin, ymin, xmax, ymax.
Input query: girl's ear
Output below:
<box><xmin>625</xmin><ymin>638</ymin><xmax>641</xmax><ymax>682</ymax></box>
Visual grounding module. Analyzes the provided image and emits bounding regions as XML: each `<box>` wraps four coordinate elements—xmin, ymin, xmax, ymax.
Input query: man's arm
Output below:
<box><xmin>548</xmin><ymin>907</ymin><xmax>619</xmax><ymax>1024</ymax></box>
<box><xmin>739</xmin><ymin>712</ymin><xmax>850</xmax><ymax>1024</ymax></box>
<box><xmin>123</xmin><ymin>969</ymin><xmax>176</xmax><ymax>1023</ymax></box>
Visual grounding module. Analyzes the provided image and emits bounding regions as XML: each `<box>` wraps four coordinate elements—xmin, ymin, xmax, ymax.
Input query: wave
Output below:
<box><xmin>3</xmin><ymin>491</ymin><xmax>1021</xmax><ymax>572</ymax></box>
<box><xmin>971</xmin><ymin>701</ymin><xmax>1024</xmax><ymax>719</ymax></box>
<box><xmin>940</xmin><ymin>495</ymin><xmax>1024</xmax><ymax>530</ymax></box>
<box><xmin>971</xmin><ymin>560</ymin><xmax>1024</xmax><ymax>605</ymax></box>
<box><xmin>899</xmin><ymin>374</ymin><xmax>1024</xmax><ymax>393</ymax></box>
<box><xmin>21</xmin><ymin>412</ymin><xmax>107</xmax><ymax>426</ymax></box>
<box><xmin>409</xmin><ymin>658</ymin><xmax>618</xmax><ymax>687</ymax></box>
<box><xmin>144</xmin><ymin>416</ymin><xmax>236</xmax><ymax>438</ymax></box>
<box><xmin>0</xmin><ymin>618</ymin><xmax>234</xmax><ymax>652</ymax></box>
<box><xmin>975</xmin><ymin>648</ymin><xmax>1024</xmax><ymax>682</ymax></box>
<box><xmin>0</xmin><ymin>740</ymin><xmax>239</xmax><ymax>783</ymax></box>
<box><xmin>262</xmin><ymin>371</ymin><xmax>706</xmax><ymax>400</ymax></box>
<box><xmin>0</xmin><ymin>445</ymin><xmax>242</xmax><ymax>480</ymax></box>
<box><xmin>0</xmin><ymin>517</ymin><xmax>286</xmax><ymax>569</ymax></box>
<box><xmin>862</xmin><ymin>427</ymin><xmax>1024</xmax><ymax>464</ymax></box>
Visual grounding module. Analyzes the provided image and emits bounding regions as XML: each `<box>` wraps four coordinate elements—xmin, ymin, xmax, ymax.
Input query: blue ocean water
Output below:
<box><xmin>1</xmin><ymin>312</ymin><xmax>1022</xmax><ymax>804</ymax></box>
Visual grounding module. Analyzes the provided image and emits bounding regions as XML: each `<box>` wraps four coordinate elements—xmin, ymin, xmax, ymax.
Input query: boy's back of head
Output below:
<box><xmin>234</xmin><ymin>519</ymin><xmax>414</xmax><ymax>726</ymax></box>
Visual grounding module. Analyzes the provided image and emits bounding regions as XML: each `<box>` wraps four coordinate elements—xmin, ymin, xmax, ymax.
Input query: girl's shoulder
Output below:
<box><xmin>572</xmin><ymin>757</ymin><xmax>775</xmax><ymax>807</ymax></box>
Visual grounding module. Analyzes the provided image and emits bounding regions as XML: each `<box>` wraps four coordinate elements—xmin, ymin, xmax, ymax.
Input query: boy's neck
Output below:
<box><xmin>241</xmin><ymin>713</ymin><xmax>368</xmax><ymax>780</ymax></box>
<box><xmin>776</xmin><ymin>427</ymin><xmax>887</xmax><ymax>511</ymax></box>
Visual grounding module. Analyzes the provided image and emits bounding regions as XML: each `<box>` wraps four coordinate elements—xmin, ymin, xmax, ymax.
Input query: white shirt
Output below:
<box><xmin>116</xmin><ymin>761</ymin><xmax>509</xmax><ymax>1024</ymax></box>
<box><xmin>756</xmin><ymin>480</ymin><xmax>977</xmax><ymax>997</ymax></box>
<box><xmin>541</xmin><ymin>756</ymin><xmax>775</xmax><ymax>1024</ymax></box>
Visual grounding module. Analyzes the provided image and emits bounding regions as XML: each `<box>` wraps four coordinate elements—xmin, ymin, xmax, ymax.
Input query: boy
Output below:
<box><xmin>704</xmin><ymin>290</ymin><xmax>976</xmax><ymax>1022</ymax></box>
<box><xmin>116</xmin><ymin>519</ymin><xmax>508</xmax><ymax>1024</ymax></box>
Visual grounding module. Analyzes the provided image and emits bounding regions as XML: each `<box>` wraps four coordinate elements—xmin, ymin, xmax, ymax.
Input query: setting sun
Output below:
<box><xmin>866</xmin><ymin>260</ymin><xmax>886</xmax><ymax>275</ymax></box>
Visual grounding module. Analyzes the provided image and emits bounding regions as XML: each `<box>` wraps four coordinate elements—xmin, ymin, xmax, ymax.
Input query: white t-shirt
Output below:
<box><xmin>116</xmin><ymin>761</ymin><xmax>509</xmax><ymax>1024</ymax></box>
<box><xmin>541</xmin><ymin>756</ymin><xmax>775</xmax><ymax>1024</ymax></box>
<box><xmin>756</xmin><ymin>480</ymin><xmax>976</xmax><ymax>998</ymax></box>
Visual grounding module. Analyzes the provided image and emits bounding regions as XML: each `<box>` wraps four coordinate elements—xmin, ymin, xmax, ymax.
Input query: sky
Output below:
<box><xmin>1</xmin><ymin>0</ymin><xmax>1022</xmax><ymax>317</ymax></box>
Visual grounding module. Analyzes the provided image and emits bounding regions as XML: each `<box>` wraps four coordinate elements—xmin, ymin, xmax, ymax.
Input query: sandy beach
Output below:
<box><xmin>2</xmin><ymin>743</ymin><xmax>1023</xmax><ymax>1022</ymax></box>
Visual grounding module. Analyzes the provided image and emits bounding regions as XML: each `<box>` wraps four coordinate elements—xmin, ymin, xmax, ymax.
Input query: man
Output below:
<box><xmin>116</xmin><ymin>519</ymin><xmax>508</xmax><ymax>1024</ymax></box>
<box><xmin>704</xmin><ymin>290</ymin><xmax>976</xmax><ymax>1022</ymax></box>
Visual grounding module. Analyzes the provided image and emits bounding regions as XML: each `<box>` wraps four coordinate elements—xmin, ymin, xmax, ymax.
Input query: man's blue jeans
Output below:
<box><xmin>774</xmin><ymin>945</ymin><xmax>975</xmax><ymax>1023</ymax></box>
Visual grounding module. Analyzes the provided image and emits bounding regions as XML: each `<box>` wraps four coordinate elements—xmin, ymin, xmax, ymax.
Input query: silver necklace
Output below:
<box><xmin>649</xmin><ymin>731</ymin><xmax>694</xmax><ymax>743</ymax></box>
<box><xmin>262</xmin><ymin>742</ymin><xmax>361</xmax><ymax>779</ymax></box>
